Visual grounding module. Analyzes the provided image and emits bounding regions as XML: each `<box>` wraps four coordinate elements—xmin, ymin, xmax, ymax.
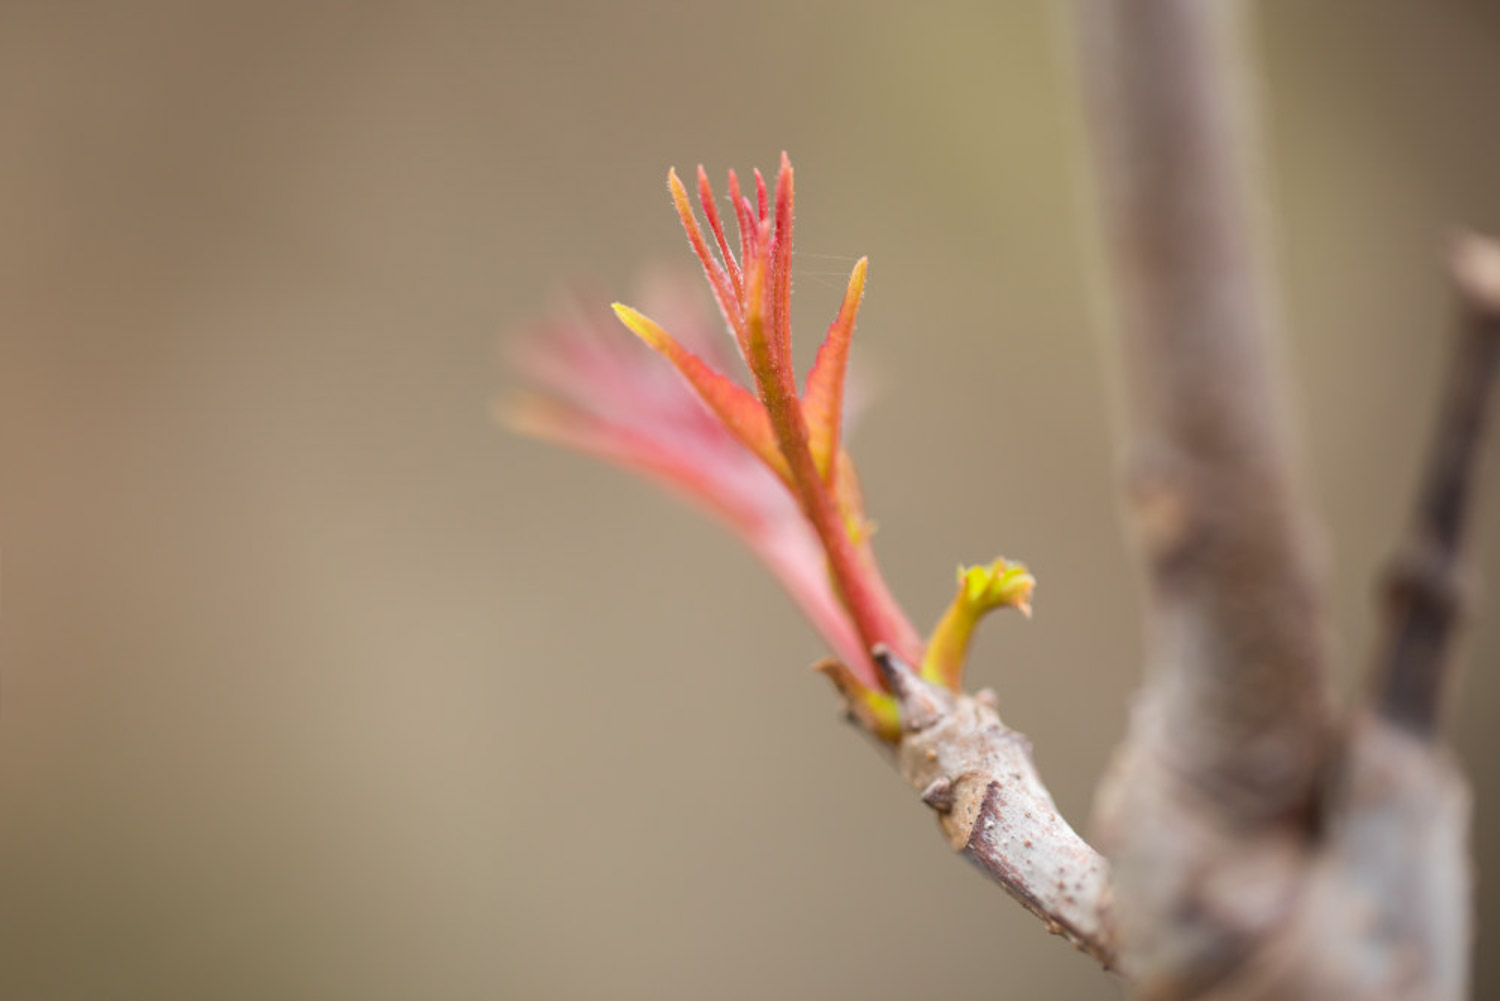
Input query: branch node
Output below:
<box><xmin>1125</xmin><ymin>451</ymin><xmax>1205</xmax><ymax>573</ymax></box>
<box><xmin>921</xmin><ymin>777</ymin><xmax>956</xmax><ymax>813</ymax></box>
<box><xmin>1382</xmin><ymin>538</ymin><xmax>1472</xmax><ymax>622</ymax></box>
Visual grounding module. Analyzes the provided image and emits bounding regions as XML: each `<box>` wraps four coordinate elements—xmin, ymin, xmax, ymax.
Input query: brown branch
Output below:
<box><xmin>1072</xmin><ymin>0</ymin><xmax>1332</xmax><ymax>820</ymax></box>
<box><xmin>1069</xmin><ymin>2</ymin><xmax>1335</xmax><ymax>992</ymax></box>
<box><xmin>1372</xmin><ymin>234</ymin><xmax>1500</xmax><ymax>737</ymax></box>
<box><xmin>868</xmin><ymin>649</ymin><xmax>1118</xmax><ymax>970</ymax></box>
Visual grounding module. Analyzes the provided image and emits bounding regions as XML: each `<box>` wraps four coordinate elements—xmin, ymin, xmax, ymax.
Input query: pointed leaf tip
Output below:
<box><xmin>611</xmin><ymin>302</ymin><xmax>664</xmax><ymax>349</ymax></box>
<box><xmin>610</xmin><ymin>302</ymin><xmax>791</xmax><ymax>483</ymax></box>
<box><xmin>803</xmin><ymin>256</ymin><xmax>868</xmax><ymax>477</ymax></box>
<box><xmin>667</xmin><ymin>168</ymin><xmax>745</xmax><ymax>346</ymax></box>
<box><xmin>697</xmin><ymin>164</ymin><xmax>741</xmax><ymax>296</ymax></box>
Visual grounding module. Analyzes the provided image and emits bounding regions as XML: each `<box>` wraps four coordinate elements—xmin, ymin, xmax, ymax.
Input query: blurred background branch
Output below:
<box><xmin>1072</xmin><ymin>4</ymin><xmax>1493</xmax><ymax>997</ymax></box>
<box><xmin>1374</xmin><ymin>235</ymin><xmax>1500</xmax><ymax>736</ymax></box>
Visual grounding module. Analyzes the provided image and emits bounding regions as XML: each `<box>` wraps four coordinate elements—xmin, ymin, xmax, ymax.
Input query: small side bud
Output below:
<box><xmin>920</xmin><ymin>777</ymin><xmax>956</xmax><ymax>813</ymax></box>
<box><xmin>920</xmin><ymin>557</ymin><xmax>1036</xmax><ymax>691</ymax></box>
<box><xmin>813</xmin><ymin>658</ymin><xmax>901</xmax><ymax>742</ymax></box>
<box><xmin>958</xmin><ymin>559</ymin><xmax>1036</xmax><ymax>618</ymax></box>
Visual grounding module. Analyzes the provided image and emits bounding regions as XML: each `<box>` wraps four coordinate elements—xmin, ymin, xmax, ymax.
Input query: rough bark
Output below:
<box><xmin>870</xmin><ymin>649</ymin><xmax>1117</xmax><ymax>969</ymax></box>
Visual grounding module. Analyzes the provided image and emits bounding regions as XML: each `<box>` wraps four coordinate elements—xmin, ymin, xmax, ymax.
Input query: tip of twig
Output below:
<box><xmin>870</xmin><ymin>643</ymin><xmax>916</xmax><ymax>695</ymax></box>
<box><xmin>872</xmin><ymin>645</ymin><xmax>947</xmax><ymax>732</ymax></box>
<box><xmin>1451</xmin><ymin>231</ymin><xmax>1500</xmax><ymax>319</ymax></box>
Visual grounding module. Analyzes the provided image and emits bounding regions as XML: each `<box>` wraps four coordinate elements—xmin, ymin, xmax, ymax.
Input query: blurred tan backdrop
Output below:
<box><xmin>2</xmin><ymin>2</ymin><xmax>1498</xmax><ymax>999</ymax></box>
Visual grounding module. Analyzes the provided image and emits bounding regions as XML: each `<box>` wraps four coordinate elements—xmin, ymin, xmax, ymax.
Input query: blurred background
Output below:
<box><xmin>2</xmin><ymin>1</ymin><xmax>1498</xmax><ymax>998</ymax></box>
